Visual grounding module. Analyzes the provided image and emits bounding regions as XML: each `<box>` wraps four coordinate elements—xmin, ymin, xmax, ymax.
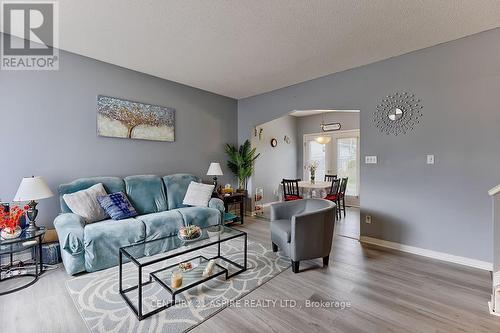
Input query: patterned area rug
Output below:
<box><xmin>66</xmin><ymin>239</ymin><xmax>290</xmax><ymax>333</ymax></box>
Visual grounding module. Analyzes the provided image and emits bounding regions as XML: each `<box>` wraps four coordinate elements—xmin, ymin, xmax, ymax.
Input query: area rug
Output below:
<box><xmin>66</xmin><ymin>239</ymin><xmax>290</xmax><ymax>333</ymax></box>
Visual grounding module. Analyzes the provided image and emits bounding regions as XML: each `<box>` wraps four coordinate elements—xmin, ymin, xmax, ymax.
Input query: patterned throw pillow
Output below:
<box><xmin>97</xmin><ymin>192</ymin><xmax>138</xmax><ymax>220</ymax></box>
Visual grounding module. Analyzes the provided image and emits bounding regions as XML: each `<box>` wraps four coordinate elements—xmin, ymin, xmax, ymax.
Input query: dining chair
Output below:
<box><xmin>338</xmin><ymin>177</ymin><xmax>348</xmax><ymax>218</ymax></box>
<box><xmin>324</xmin><ymin>174</ymin><xmax>337</xmax><ymax>182</ymax></box>
<box><xmin>281</xmin><ymin>179</ymin><xmax>303</xmax><ymax>201</ymax></box>
<box><xmin>323</xmin><ymin>178</ymin><xmax>341</xmax><ymax>220</ymax></box>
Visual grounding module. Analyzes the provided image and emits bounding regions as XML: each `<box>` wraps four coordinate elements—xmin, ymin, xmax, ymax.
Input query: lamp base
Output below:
<box><xmin>26</xmin><ymin>200</ymin><xmax>40</xmax><ymax>233</ymax></box>
<box><xmin>212</xmin><ymin>177</ymin><xmax>218</xmax><ymax>192</ymax></box>
<box><xmin>26</xmin><ymin>221</ymin><xmax>39</xmax><ymax>233</ymax></box>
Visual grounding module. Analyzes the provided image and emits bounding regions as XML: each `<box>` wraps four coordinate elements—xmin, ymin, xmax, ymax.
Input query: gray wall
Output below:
<box><xmin>238</xmin><ymin>28</ymin><xmax>500</xmax><ymax>263</ymax></box>
<box><xmin>251</xmin><ymin>115</ymin><xmax>297</xmax><ymax>204</ymax></box>
<box><xmin>0</xmin><ymin>35</ymin><xmax>237</xmax><ymax>228</ymax></box>
<box><xmin>295</xmin><ymin>112</ymin><xmax>359</xmax><ymax>176</ymax></box>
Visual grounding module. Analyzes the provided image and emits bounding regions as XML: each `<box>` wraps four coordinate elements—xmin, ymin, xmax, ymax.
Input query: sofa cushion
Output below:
<box><xmin>183</xmin><ymin>181</ymin><xmax>215</xmax><ymax>207</ymax></box>
<box><xmin>177</xmin><ymin>207</ymin><xmax>220</xmax><ymax>228</ymax></box>
<box><xmin>270</xmin><ymin>219</ymin><xmax>291</xmax><ymax>243</ymax></box>
<box><xmin>124</xmin><ymin>175</ymin><xmax>168</xmax><ymax>215</ymax></box>
<box><xmin>163</xmin><ymin>174</ymin><xmax>200</xmax><ymax>209</ymax></box>
<box><xmin>59</xmin><ymin>177</ymin><xmax>125</xmax><ymax>213</ymax></box>
<box><xmin>137</xmin><ymin>210</ymin><xmax>184</xmax><ymax>240</ymax></box>
<box><xmin>97</xmin><ymin>192</ymin><xmax>138</xmax><ymax>220</ymax></box>
<box><xmin>62</xmin><ymin>183</ymin><xmax>109</xmax><ymax>223</ymax></box>
<box><xmin>136</xmin><ymin>210</ymin><xmax>184</xmax><ymax>256</ymax></box>
<box><xmin>83</xmin><ymin>218</ymin><xmax>145</xmax><ymax>272</ymax></box>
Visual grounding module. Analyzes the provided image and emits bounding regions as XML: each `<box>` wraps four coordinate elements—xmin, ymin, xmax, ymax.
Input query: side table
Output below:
<box><xmin>0</xmin><ymin>228</ymin><xmax>45</xmax><ymax>295</ymax></box>
<box><xmin>219</xmin><ymin>193</ymin><xmax>245</xmax><ymax>224</ymax></box>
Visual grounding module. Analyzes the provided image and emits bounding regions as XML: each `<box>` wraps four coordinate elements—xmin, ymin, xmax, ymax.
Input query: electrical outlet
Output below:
<box><xmin>365</xmin><ymin>215</ymin><xmax>372</xmax><ymax>224</ymax></box>
<box><xmin>427</xmin><ymin>154</ymin><xmax>435</xmax><ymax>164</ymax></box>
<box><xmin>365</xmin><ymin>156</ymin><xmax>377</xmax><ymax>164</ymax></box>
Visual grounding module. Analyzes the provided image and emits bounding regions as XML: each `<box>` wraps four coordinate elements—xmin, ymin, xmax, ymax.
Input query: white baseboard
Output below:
<box><xmin>489</xmin><ymin>302</ymin><xmax>500</xmax><ymax>317</ymax></box>
<box><xmin>360</xmin><ymin>236</ymin><xmax>492</xmax><ymax>271</ymax></box>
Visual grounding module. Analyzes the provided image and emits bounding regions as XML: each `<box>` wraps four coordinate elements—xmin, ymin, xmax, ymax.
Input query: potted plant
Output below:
<box><xmin>224</xmin><ymin>140</ymin><xmax>260</xmax><ymax>193</ymax></box>
<box><xmin>0</xmin><ymin>204</ymin><xmax>28</xmax><ymax>239</ymax></box>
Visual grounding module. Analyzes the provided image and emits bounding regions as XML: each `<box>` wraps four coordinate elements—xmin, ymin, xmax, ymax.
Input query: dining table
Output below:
<box><xmin>279</xmin><ymin>180</ymin><xmax>332</xmax><ymax>200</ymax></box>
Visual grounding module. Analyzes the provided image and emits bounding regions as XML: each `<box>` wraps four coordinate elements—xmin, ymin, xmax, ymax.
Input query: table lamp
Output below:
<box><xmin>13</xmin><ymin>176</ymin><xmax>54</xmax><ymax>233</ymax></box>
<box><xmin>206</xmin><ymin>162</ymin><xmax>223</xmax><ymax>190</ymax></box>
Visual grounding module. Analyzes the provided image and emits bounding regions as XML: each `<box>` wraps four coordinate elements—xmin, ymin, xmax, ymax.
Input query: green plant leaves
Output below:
<box><xmin>224</xmin><ymin>140</ymin><xmax>260</xmax><ymax>189</ymax></box>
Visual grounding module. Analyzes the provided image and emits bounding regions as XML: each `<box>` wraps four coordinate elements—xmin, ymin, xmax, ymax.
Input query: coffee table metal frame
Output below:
<box><xmin>119</xmin><ymin>227</ymin><xmax>247</xmax><ymax>320</ymax></box>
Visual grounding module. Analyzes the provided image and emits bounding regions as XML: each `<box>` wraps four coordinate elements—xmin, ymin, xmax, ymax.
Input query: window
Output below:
<box><xmin>337</xmin><ymin>137</ymin><xmax>359</xmax><ymax>196</ymax></box>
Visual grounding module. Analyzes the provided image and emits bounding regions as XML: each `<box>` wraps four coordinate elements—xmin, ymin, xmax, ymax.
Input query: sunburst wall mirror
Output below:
<box><xmin>374</xmin><ymin>92</ymin><xmax>423</xmax><ymax>135</ymax></box>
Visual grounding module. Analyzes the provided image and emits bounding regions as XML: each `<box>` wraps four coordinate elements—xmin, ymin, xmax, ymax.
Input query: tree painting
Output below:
<box><xmin>97</xmin><ymin>96</ymin><xmax>175</xmax><ymax>142</ymax></box>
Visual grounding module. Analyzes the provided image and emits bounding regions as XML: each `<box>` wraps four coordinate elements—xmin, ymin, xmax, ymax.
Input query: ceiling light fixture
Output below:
<box><xmin>315</xmin><ymin>136</ymin><xmax>331</xmax><ymax>144</ymax></box>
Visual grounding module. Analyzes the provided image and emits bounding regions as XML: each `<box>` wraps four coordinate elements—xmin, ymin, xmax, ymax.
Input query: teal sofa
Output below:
<box><xmin>54</xmin><ymin>174</ymin><xmax>224</xmax><ymax>275</ymax></box>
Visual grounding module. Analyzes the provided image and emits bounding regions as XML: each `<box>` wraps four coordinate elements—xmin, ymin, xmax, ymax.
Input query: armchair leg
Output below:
<box><xmin>291</xmin><ymin>260</ymin><xmax>299</xmax><ymax>273</ymax></box>
<box><xmin>323</xmin><ymin>255</ymin><xmax>329</xmax><ymax>267</ymax></box>
<box><xmin>272</xmin><ymin>242</ymin><xmax>278</xmax><ymax>252</ymax></box>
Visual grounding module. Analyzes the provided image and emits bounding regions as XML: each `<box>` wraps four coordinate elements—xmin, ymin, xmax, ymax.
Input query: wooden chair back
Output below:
<box><xmin>282</xmin><ymin>179</ymin><xmax>301</xmax><ymax>197</ymax></box>
<box><xmin>324</xmin><ymin>174</ymin><xmax>337</xmax><ymax>182</ymax></box>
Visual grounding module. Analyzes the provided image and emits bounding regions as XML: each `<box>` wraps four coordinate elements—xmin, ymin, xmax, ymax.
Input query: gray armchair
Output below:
<box><xmin>270</xmin><ymin>199</ymin><xmax>336</xmax><ymax>273</ymax></box>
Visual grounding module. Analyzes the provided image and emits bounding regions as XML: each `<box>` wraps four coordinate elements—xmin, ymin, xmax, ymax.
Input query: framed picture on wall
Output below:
<box><xmin>97</xmin><ymin>95</ymin><xmax>175</xmax><ymax>142</ymax></box>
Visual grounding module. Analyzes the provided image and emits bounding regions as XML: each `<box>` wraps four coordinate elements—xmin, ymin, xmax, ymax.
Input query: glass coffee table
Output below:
<box><xmin>119</xmin><ymin>225</ymin><xmax>247</xmax><ymax>320</ymax></box>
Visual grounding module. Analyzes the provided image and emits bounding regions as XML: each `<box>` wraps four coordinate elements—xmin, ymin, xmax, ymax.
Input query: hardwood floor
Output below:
<box><xmin>335</xmin><ymin>207</ymin><xmax>360</xmax><ymax>239</ymax></box>
<box><xmin>1</xmin><ymin>216</ymin><xmax>498</xmax><ymax>333</ymax></box>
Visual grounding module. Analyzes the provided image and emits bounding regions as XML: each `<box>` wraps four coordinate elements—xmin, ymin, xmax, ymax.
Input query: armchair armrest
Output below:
<box><xmin>208</xmin><ymin>197</ymin><xmax>225</xmax><ymax>224</ymax></box>
<box><xmin>270</xmin><ymin>200</ymin><xmax>305</xmax><ymax>221</ymax></box>
<box><xmin>54</xmin><ymin>213</ymin><xmax>85</xmax><ymax>255</ymax></box>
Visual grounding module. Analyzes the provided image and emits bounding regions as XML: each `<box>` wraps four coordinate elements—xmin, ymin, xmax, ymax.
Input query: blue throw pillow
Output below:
<box><xmin>97</xmin><ymin>192</ymin><xmax>138</xmax><ymax>220</ymax></box>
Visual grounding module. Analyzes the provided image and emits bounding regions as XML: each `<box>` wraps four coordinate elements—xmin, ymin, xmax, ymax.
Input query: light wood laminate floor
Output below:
<box><xmin>1</xmin><ymin>216</ymin><xmax>498</xmax><ymax>333</ymax></box>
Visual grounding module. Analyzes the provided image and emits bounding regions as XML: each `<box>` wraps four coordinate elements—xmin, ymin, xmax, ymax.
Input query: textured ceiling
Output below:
<box><xmin>5</xmin><ymin>1</ymin><xmax>500</xmax><ymax>98</ymax></box>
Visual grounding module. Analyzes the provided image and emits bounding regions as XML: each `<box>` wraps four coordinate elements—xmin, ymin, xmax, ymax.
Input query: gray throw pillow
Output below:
<box><xmin>63</xmin><ymin>183</ymin><xmax>109</xmax><ymax>223</ymax></box>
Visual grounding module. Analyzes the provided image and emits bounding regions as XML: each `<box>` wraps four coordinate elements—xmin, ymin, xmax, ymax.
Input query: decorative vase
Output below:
<box><xmin>310</xmin><ymin>171</ymin><xmax>315</xmax><ymax>184</ymax></box>
<box><xmin>1</xmin><ymin>226</ymin><xmax>22</xmax><ymax>240</ymax></box>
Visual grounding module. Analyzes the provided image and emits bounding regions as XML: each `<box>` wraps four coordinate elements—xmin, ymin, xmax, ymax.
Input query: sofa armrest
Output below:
<box><xmin>54</xmin><ymin>213</ymin><xmax>85</xmax><ymax>255</ymax></box>
<box><xmin>270</xmin><ymin>200</ymin><xmax>305</xmax><ymax>221</ymax></box>
<box><xmin>208</xmin><ymin>197</ymin><xmax>225</xmax><ymax>224</ymax></box>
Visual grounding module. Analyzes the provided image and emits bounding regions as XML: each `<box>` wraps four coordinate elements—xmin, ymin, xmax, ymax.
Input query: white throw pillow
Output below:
<box><xmin>63</xmin><ymin>183</ymin><xmax>109</xmax><ymax>223</ymax></box>
<box><xmin>182</xmin><ymin>181</ymin><xmax>215</xmax><ymax>207</ymax></box>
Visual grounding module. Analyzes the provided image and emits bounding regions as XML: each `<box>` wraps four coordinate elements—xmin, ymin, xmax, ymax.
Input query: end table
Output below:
<box><xmin>0</xmin><ymin>228</ymin><xmax>45</xmax><ymax>295</ymax></box>
<box><xmin>219</xmin><ymin>193</ymin><xmax>245</xmax><ymax>224</ymax></box>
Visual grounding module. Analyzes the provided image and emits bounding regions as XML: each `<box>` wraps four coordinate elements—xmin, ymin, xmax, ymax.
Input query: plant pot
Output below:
<box><xmin>236</xmin><ymin>189</ymin><xmax>246</xmax><ymax>195</ymax></box>
<box><xmin>1</xmin><ymin>226</ymin><xmax>22</xmax><ymax>240</ymax></box>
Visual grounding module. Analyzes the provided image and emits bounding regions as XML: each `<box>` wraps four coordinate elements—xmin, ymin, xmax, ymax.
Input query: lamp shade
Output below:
<box><xmin>206</xmin><ymin>162</ymin><xmax>223</xmax><ymax>176</ymax></box>
<box><xmin>315</xmin><ymin>136</ymin><xmax>331</xmax><ymax>144</ymax></box>
<box><xmin>13</xmin><ymin>176</ymin><xmax>54</xmax><ymax>202</ymax></box>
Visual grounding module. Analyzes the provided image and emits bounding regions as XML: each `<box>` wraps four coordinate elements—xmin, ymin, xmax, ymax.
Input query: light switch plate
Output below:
<box><xmin>427</xmin><ymin>155</ymin><xmax>435</xmax><ymax>164</ymax></box>
<box><xmin>365</xmin><ymin>156</ymin><xmax>377</xmax><ymax>164</ymax></box>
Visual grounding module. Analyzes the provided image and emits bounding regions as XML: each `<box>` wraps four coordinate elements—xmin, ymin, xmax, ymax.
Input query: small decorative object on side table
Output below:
<box><xmin>0</xmin><ymin>204</ymin><xmax>28</xmax><ymax>239</ymax></box>
<box><xmin>13</xmin><ymin>176</ymin><xmax>54</xmax><ymax>233</ymax></box>
<box><xmin>219</xmin><ymin>192</ymin><xmax>245</xmax><ymax>224</ymax></box>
